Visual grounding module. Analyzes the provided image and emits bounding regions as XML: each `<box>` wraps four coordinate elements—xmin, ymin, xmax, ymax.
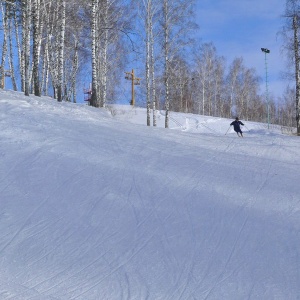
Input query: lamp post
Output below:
<box><xmin>261</xmin><ymin>48</ymin><xmax>270</xmax><ymax>129</ymax></box>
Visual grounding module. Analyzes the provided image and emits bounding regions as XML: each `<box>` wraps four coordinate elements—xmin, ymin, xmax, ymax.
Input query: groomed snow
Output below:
<box><xmin>0</xmin><ymin>90</ymin><xmax>300</xmax><ymax>299</ymax></box>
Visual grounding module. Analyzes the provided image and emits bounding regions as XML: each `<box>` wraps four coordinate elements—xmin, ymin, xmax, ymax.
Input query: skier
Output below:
<box><xmin>230</xmin><ymin>117</ymin><xmax>244</xmax><ymax>137</ymax></box>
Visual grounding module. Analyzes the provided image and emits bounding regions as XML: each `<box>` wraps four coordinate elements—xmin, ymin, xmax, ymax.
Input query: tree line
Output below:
<box><xmin>0</xmin><ymin>0</ymin><xmax>298</xmax><ymax>131</ymax></box>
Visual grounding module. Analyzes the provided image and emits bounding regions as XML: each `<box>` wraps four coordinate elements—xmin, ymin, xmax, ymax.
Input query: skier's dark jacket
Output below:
<box><xmin>230</xmin><ymin>120</ymin><xmax>244</xmax><ymax>133</ymax></box>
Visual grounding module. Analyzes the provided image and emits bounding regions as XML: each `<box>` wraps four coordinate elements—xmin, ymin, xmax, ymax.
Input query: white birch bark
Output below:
<box><xmin>42</xmin><ymin>1</ymin><xmax>57</xmax><ymax>97</ymax></box>
<box><xmin>91</xmin><ymin>0</ymin><xmax>99</xmax><ymax>107</ymax></box>
<box><xmin>57</xmin><ymin>0</ymin><xmax>65</xmax><ymax>102</ymax></box>
<box><xmin>293</xmin><ymin>14</ymin><xmax>300</xmax><ymax>135</ymax></box>
<box><xmin>71</xmin><ymin>40</ymin><xmax>79</xmax><ymax>103</ymax></box>
<box><xmin>0</xmin><ymin>2</ymin><xmax>8</xmax><ymax>89</ymax></box>
<box><xmin>163</xmin><ymin>0</ymin><xmax>170</xmax><ymax>128</ymax></box>
<box><xmin>145</xmin><ymin>0</ymin><xmax>151</xmax><ymax>126</ymax></box>
<box><xmin>150</xmin><ymin>19</ymin><xmax>157</xmax><ymax>126</ymax></box>
<box><xmin>24</xmin><ymin>0</ymin><xmax>32</xmax><ymax>96</ymax></box>
<box><xmin>20</xmin><ymin>2</ymin><xmax>26</xmax><ymax>92</ymax></box>
<box><xmin>99</xmin><ymin>0</ymin><xmax>110</xmax><ymax>108</ymax></box>
<box><xmin>41</xmin><ymin>41</ymin><xmax>49</xmax><ymax>96</ymax></box>
<box><xmin>32</xmin><ymin>0</ymin><xmax>40</xmax><ymax>96</ymax></box>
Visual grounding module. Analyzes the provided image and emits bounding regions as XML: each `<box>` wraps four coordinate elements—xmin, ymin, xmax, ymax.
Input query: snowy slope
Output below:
<box><xmin>0</xmin><ymin>90</ymin><xmax>300</xmax><ymax>300</ymax></box>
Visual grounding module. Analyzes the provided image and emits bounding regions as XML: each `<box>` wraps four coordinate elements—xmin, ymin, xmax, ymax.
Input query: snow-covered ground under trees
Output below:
<box><xmin>0</xmin><ymin>89</ymin><xmax>300</xmax><ymax>300</ymax></box>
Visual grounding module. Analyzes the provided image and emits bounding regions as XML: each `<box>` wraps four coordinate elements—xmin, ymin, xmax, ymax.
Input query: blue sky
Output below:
<box><xmin>196</xmin><ymin>0</ymin><xmax>288</xmax><ymax>99</ymax></box>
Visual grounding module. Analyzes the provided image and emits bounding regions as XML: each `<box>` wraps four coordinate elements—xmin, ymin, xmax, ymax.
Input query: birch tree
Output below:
<box><xmin>99</xmin><ymin>0</ymin><xmax>109</xmax><ymax>108</ymax></box>
<box><xmin>193</xmin><ymin>43</ymin><xmax>216</xmax><ymax>115</ymax></box>
<box><xmin>11</xmin><ymin>1</ymin><xmax>23</xmax><ymax>91</ymax></box>
<box><xmin>134</xmin><ymin>0</ymin><xmax>160</xmax><ymax>125</ymax></box>
<box><xmin>90</xmin><ymin>0</ymin><xmax>99</xmax><ymax>107</ymax></box>
<box><xmin>212</xmin><ymin>57</ymin><xmax>225</xmax><ymax>117</ymax></box>
<box><xmin>282</xmin><ymin>0</ymin><xmax>300</xmax><ymax>134</ymax></box>
<box><xmin>192</xmin><ymin>43</ymin><xmax>221</xmax><ymax>115</ymax></box>
<box><xmin>163</xmin><ymin>0</ymin><xmax>170</xmax><ymax>128</ymax></box>
<box><xmin>97</xmin><ymin>0</ymin><xmax>124</xmax><ymax>107</ymax></box>
<box><xmin>226</xmin><ymin>57</ymin><xmax>243</xmax><ymax>118</ymax></box>
<box><xmin>150</xmin><ymin>17</ymin><xmax>157</xmax><ymax>126</ymax></box>
<box><xmin>32</xmin><ymin>0</ymin><xmax>41</xmax><ymax>96</ymax></box>
<box><xmin>57</xmin><ymin>0</ymin><xmax>65</xmax><ymax>102</ymax></box>
<box><xmin>145</xmin><ymin>0</ymin><xmax>152</xmax><ymax>126</ymax></box>
<box><xmin>23</xmin><ymin>0</ymin><xmax>32</xmax><ymax>96</ymax></box>
<box><xmin>161</xmin><ymin>0</ymin><xmax>196</xmax><ymax>127</ymax></box>
<box><xmin>168</xmin><ymin>57</ymin><xmax>190</xmax><ymax>113</ymax></box>
<box><xmin>138</xmin><ymin>0</ymin><xmax>160</xmax><ymax>125</ymax></box>
<box><xmin>293</xmin><ymin>14</ymin><xmax>300</xmax><ymax>134</ymax></box>
<box><xmin>236</xmin><ymin>67</ymin><xmax>260</xmax><ymax>120</ymax></box>
<box><xmin>0</xmin><ymin>2</ymin><xmax>8</xmax><ymax>89</ymax></box>
<box><xmin>278</xmin><ymin>86</ymin><xmax>297</xmax><ymax>127</ymax></box>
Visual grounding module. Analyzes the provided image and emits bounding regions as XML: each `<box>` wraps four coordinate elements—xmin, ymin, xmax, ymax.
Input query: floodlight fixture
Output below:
<box><xmin>261</xmin><ymin>48</ymin><xmax>270</xmax><ymax>53</ymax></box>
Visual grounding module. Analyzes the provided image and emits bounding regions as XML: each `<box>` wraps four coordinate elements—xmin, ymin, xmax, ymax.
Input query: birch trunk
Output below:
<box><xmin>41</xmin><ymin>41</ymin><xmax>50</xmax><ymax>96</ymax></box>
<box><xmin>100</xmin><ymin>0</ymin><xmax>109</xmax><ymax>108</ymax></box>
<box><xmin>57</xmin><ymin>0</ymin><xmax>65</xmax><ymax>102</ymax></box>
<box><xmin>71</xmin><ymin>40</ymin><xmax>79</xmax><ymax>103</ymax></box>
<box><xmin>32</xmin><ymin>0</ymin><xmax>40</xmax><ymax>96</ymax></box>
<box><xmin>0</xmin><ymin>2</ymin><xmax>8</xmax><ymax>89</ymax></box>
<box><xmin>293</xmin><ymin>14</ymin><xmax>300</xmax><ymax>135</ymax></box>
<box><xmin>150</xmin><ymin>19</ymin><xmax>157</xmax><ymax>126</ymax></box>
<box><xmin>91</xmin><ymin>0</ymin><xmax>99</xmax><ymax>107</ymax></box>
<box><xmin>163</xmin><ymin>0</ymin><xmax>170</xmax><ymax>128</ymax></box>
<box><xmin>146</xmin><ymin>0</ymin><xmax>151</xmax><ymax>126</ymax></box>
<box><xmin>44</xmin><ymin>2</ymin><xmax>58</xmax><ymax>97</ymax></box>
<box><xmin>24</xmin><ymin>0</ymin><xmax>32</xmax><ymax>96</ymax></box>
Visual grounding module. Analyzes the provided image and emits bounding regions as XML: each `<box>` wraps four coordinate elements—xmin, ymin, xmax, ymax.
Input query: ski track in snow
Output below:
<box><xmin>0</xmin><ymin>91</ymin><xmax>300</xmax><ymax>299</ymax></box>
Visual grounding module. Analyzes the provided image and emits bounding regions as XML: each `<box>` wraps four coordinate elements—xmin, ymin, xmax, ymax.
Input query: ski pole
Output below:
<box><xmin>225</xmin><ymin>126</ymin><xmax>231</xmax><ymax>135</ymax></box>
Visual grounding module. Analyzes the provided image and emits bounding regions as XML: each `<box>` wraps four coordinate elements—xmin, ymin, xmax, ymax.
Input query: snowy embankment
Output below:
<box><xmin>0</xmin><ymin>90</ymin><xmax>299</xmax><ymax>300</ymax></box>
